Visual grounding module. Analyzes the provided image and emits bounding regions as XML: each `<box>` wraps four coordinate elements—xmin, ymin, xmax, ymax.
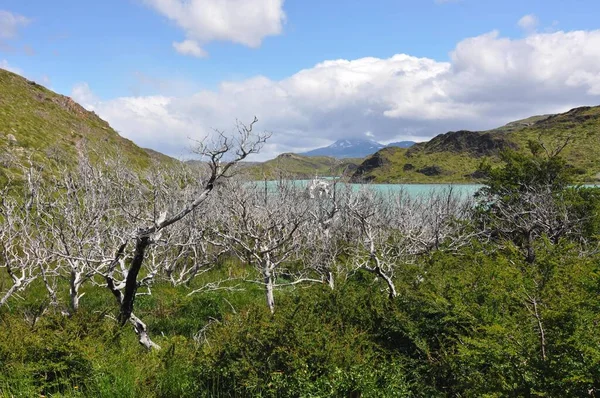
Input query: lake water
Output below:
<box><xmin>255</xmin><ymin>180</ymin><xmax>484</xmax><ymax>198</ymax></box>
<box><xmin>254</xmin><ymin>180</ymin><xmax>599</xmax><ymax>199</ymax></box>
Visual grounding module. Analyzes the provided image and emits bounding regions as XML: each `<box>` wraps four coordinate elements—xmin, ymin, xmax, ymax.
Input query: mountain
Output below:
<box><xmin>244</xmin><ymin>153</ymin><xmax>361</xmax><ymax>179</ymax></box>
<box><xmin>301</xmin><ymin>139</ymin><xmax>385</xmax><ymax>158</ymax></box>
<box><xmin>300</xmin><ymin>138</ymin><xmax>417</xmax><ymax>159</ymax></box>
<box><xmin>351</xmin><ymin>106</ymin><xmax>600</xmax><ymax>183</ymax></box>
<box><xmin>0</xmin><ymin>68</ymin><xmax>175</xmax><ymax>185</ymax></box>
<box><xmin>386</xmin><ymin>141</ymin><xmax>416</xmax><ymax>148</ymax></box>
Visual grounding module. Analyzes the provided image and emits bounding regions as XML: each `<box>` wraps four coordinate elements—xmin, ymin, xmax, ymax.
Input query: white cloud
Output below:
<box><xmin>518</xmin><ymin>14</ymin><xmax>539</xmax><ymax>32</ymax></box>
<box><xmin>0</xmin><ymin>10</ymin><xmax>30</xmax><ymax>39</ymax></box>
<box><xmin>173</xmin><ymin>39</ymin><xmax>207</xmax><ymax>58</ymax></box>
<box><xmin>0</xmin><ymin>59</ymin><xmax>23</xmax><ymax>75</ymax></box>
<box><xmin>76</xmin><ymin>29</ymin><xmax>600</xmax><ymax>161</ymax></box>
<box><xmin>144</xmin><ymin>0</ymin><xmax>285</xmax><ymax>56</ymax></box>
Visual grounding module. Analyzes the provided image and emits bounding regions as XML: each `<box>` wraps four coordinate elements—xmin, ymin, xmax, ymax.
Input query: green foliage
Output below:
<box><xmin>244</xmin><ymin>153</ymin><xmax>362</xmax><ymax>180</ymax></box>
<box><xmin>482</xmin><ymin>150</ymin><xmax>573</xmax><ymax>197</ymax></box>
<box><xmin>563</xmin><ymin>186</ymin><xmax>600</xmax><ymax>241</ymax></box>
<box><xmin>1</xmin><ymin>246</ymin><xmax>599</xmax><ymax>397</ymax></box>
<box><xmin>0</xmin><ymin>68</ymin><xmax>175</xmax><ymax>183</ymax></box>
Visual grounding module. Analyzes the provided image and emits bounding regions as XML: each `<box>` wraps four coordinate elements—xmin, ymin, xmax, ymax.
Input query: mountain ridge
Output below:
<box><xmin>300</xmin><ymin>138</ymin><xmax>415</xmax><ymax>158</ymax></box>
<box><xmin>0</xmin><ymin>68</ymin><xmax>176</xmax><ymax>184</ymax></box>
<box><xmin>351</xmin><ymin>106</ymin><xmax>600</xmax><ymax>183</ymax></box>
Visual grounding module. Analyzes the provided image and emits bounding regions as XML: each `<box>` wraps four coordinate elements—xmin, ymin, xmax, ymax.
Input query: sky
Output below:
<box><xmin>2</xmin><ymin>0</ymin><xmax>600</xmax><ymax>160</ymax></box>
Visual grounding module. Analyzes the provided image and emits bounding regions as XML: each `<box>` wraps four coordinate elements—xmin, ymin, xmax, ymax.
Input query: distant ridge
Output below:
<box><xmin>350</xmin><ymin>106</ymin><xmax>600</xmax><ymax>183</ymax></box>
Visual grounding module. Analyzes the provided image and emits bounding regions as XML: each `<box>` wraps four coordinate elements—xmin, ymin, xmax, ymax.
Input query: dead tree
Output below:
<box><xmin>346</xmin><ymin>188</ymin><xmax>401</xmax><ymax>299</ymax></box>
<box><xmin>301</xmin><ymin>180</ymin><xmax>353</xmax><ymax>290</ymax></box>
<box><xmin>39</xmin><ymin>157</ymin><xmax>116</xmax><ymax>314</ymax></box>
<box><xmin>217</xmin><ymin>179</ymin><xmax>312</xmax><ymax>313</ymax></box>
<box><xmin>104</xmin><ymin>118</ymin><xmax>269</xmax><ymax>348</ymax></box>
<box><xmin>0</xmin><ymin>194</ymin><xmax>40</xmax><ymax>307</ymax></box>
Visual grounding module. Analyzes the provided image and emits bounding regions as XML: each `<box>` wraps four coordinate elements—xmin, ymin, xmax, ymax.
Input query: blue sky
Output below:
<box><xmin>2</xmin><ymin>0</ymin><xmax>600</xmax><ymax>159</ymax></box>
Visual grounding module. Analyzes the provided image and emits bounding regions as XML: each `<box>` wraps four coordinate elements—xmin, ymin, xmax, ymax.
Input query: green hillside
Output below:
<box><xmin>245</xmin><ymin>152</ymin><xmax>362</xmax><ymax>179</ymax></box>
<box><xmin>351</xmin><ymin>106</ymin><xmax>600</xmax><ymax>183</ymax></box>
<box><xmin>0</xmin><ymin>68</ymin><xmax>175</xmax><ymax>184</ymax></box>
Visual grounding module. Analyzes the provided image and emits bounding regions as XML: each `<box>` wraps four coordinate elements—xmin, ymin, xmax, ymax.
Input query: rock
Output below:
<box><xmin>417</xmin><ymin>165</ymin><xmax>445</xmax><ymax>176</ymax></box>
<box><xmin>408</xmin><ymin>130</ymin><xmax>518</xmax><ymax>158</ymax></box>
<box><xmin>7</xmin><ymin>134</ymin><xmax>17</xmax><ymax>144</ymax></box>
<box><xmin>403</xmin><ymin>163</ymin><xmax>415</xmax><ymax>171</ymax></box>
<box><xmin>350</xmin><ymin>152</ymin><xmax>390</xmax><ymax>182</ymax></box>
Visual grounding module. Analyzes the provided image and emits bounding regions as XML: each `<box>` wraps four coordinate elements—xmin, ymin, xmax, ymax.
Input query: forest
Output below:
<box><xmin>1</xmin><ymin>126</ymin><xmax>600</xmax><ymax>397</ymax></box>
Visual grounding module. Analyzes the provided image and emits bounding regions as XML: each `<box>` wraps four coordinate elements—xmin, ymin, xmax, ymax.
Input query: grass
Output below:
<box><xmin>353</xmin><ymin>105</ymin><xmax>600</xmax><ymax>183</ymax></box>
<box><xmin>0</xmin><ymin>69</ymin><xmax>175</xmax><ymax>185</ymax></box>
<box><xmin>243</xmin><ymin>153</ymin><xmax>362</xmax><ymax>180</ymax></box>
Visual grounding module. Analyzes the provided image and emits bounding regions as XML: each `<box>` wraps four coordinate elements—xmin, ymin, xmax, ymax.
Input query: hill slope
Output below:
<box><xmin>245</xmin><ymin>153</ymin><xmax>361</xmax><ymax>179</ymax></box>
<box><xmin>0</xmin><ymin>68</ymin><xmax>175</xmax><ymax>184</ymax></box>
<box><xmin>351</xmin><ymin>106</ymin><xmax>600</xmax><ymax>183</ymax></box>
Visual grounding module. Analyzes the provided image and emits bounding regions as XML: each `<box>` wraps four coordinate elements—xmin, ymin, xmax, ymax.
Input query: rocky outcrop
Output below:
<box><xmin>417</xmin><ymin>165</ymin><xmax>446</xmax><ymax>176</ymax></box>
<box><xmin>350</xmin><ymin>151</ymin><xmax>390</xmax><ymax>182</ymax></box>
<box><xmin>408</xmin><ymin>130</ymin><xmax>517</xmax><ymax>158</ymax></box>
<box><xmin>52</xmin><ymin>96</ymin><xmax>91</xmax><ymax>119</ymax></box>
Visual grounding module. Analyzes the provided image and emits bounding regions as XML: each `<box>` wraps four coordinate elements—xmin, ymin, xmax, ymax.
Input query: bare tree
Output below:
<box><xmin>216</xmin><ymin>179</ymin><xmax>312</xmax><ymax>313</ymax></box>
<box><xmin>0</xmin><ymin>163</ymin><xmax>55</xmax><ymax>309</ymax></box>
<box><xmin>39</xmin><ymin>156</ymin><xmax>116</xmax><ymax>314</ymax></box>
<box><xmin>345</xmin><ymin>188</ymin><xmax>401</xmax><ymax>299</ymax></box>
<box><xmin>101</xmin><ymin>118</ymin><xmax>269</xmax><ymax>348</ymax></box>
<box><xmin>158</xmin><ymin>193</ymin><xmax>228</xmax><ymax>288</ymax></box>
<box><xmin>301</xmin><ymin>179</ymin><xmax>353</xmax><ymax>290</ymax></box>
<box><xmin>0</xmin><ymin>194</ymin><xmax>40</xmax><ymax>307</ymax></box>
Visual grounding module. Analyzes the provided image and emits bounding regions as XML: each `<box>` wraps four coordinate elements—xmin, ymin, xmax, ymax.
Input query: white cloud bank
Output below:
<box><xmin>144</xmin><ymin>0</ymin><xmax>285</xmax><ymax>57</ymax></box>
<box><xmin>73</xmin><ymin>29</ymin><xmax>600</xmax><ymax>160</ymax></box>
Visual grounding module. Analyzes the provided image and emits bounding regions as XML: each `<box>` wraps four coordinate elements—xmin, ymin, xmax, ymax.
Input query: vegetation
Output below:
<box><xmin>352</xmin><ymin>106</ymin><xmax>600</xmax><ymax>183</ymax></box>
<box><xmin>0</xmin><ymin>68</ymin><xmax>174</xmax><ymax>186</ymax></box>
<box><xmin>1</xmin><ymin>124</ymin><xmax>600</xmax><ymax>396</ymax></box>
<box><xmin>244</xmin><ymin>152</ymin><xmax>362</xmax><ymax>180</ymax></box>
<box><xmin>2</xmin><ymin>70</ymin><xmax>600</xmax><ymax>396</ymax></box>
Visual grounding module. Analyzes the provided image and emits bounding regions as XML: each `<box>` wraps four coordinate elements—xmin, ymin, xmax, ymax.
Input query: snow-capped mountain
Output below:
<box><xmin>300</xmin><ymin>139</ymin><xmax>415</xmax><ymax>158</ymax></box>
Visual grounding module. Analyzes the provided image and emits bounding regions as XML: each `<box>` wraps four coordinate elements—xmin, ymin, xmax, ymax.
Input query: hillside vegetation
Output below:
<box><xmin>244</xmin><ymin>152</ymin><xmax>361</xmax><ymax>179</ymax></box>
<box><xmin>352</xmin><ymin>106</ymin><xmax>600</xmax><ymax>183</ymax></box>
<box><xmin>1</xmin><ymin>141</ymin><xmax>600</xmax><ymax>396</ymax></box>
<box><xmin>0</xmin><ymin>68</ymin><xmax>174</xmax><ymax>184</ymax></box>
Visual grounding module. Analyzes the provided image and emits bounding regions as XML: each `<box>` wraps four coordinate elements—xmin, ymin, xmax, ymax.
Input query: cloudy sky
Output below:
<box><xmin>2</xmin><ymin>0</ymin><xmax>600</xmax><ymax>160</ymax></box>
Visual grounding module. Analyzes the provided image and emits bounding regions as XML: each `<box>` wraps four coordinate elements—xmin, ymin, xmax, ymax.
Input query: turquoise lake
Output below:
<box><xmin>254</xmin><ymin>180</ymin><xmax>484</xmax><ymax>198</ymax></box>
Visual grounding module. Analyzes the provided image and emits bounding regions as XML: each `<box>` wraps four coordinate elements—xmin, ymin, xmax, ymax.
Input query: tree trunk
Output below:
<box><xmin>120</xmin><ymin>236</ymin><xmax>150</xmax><ymax>325</ymax></box>
<box><xmin>375</xmin><ymin>267</ymin><xmax>398</xmax><ymax>300</ymax></box>
<box><xmin>0</xmin><ymin>281</ymin><xmax>21</xmax><ymax>307</ymax></box>
<box><xmin>525</xmin><ymin>230</ymin><xmax>536</xmax><ymax>264</ymax></box>
<box><xmin>265</xmin><ymin>272</ymin><xmax>275</xmax><ymax>314</ymax></box>
<box><xmin>327</xmin><ymin>271</ymin><xmax>335</xmax><ymax>290</ymax></box>
<box><xmin>69</xmin><ymin>270</ymin><xmax>81</xmax><ymax>314</ymax></box>
<box><xmin>130</xmin><ymin>313</ymin><xmax>161</xmax><ymax>350</ymax></box>
<box><xmin>532</xmin><ymin>299</ymin><xmax>547</xmax><ymax>362</ymax></box>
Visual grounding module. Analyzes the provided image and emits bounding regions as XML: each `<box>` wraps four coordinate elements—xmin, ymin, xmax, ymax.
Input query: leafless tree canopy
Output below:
<box><xmin>1</xmin><ymin>120</ymin><xmax>491</xmax><ymax>350</ymax></box>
